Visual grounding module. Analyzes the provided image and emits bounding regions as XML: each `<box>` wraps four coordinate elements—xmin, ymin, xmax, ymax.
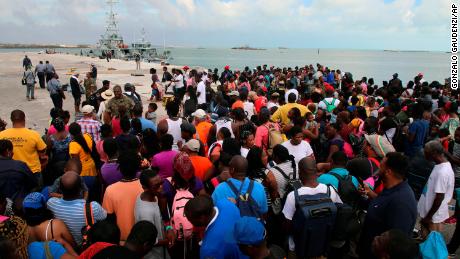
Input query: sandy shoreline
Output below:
<box><xmin>0</xmin><ymin>51</ymin><xmax>185</xmax><ymax>132</ymax></box>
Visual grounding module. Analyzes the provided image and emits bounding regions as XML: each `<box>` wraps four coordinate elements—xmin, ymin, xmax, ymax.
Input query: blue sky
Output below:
<box><xmin>0</xmin><ymin>0</ymin><xmax>450</xmax><ymax>51</ymax></box>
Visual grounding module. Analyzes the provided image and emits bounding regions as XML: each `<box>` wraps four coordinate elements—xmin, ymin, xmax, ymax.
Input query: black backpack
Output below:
<box><xmin>389</xmin><ymin>118</ymin><xmax>405</xmax><ymax>152</ymax></box>
<box><xmin>271</xmin><ymin>165</ymin><xmax>302</xmax><ymax>203</ymax></box>
<box><xmin>292</xmin><ymin>186</ymin><xmax>337</xmax><ymax>258</ymax></box>
<box><xmin>226</xmin><ymin>180</ymin><xmax>262</xmax><ymax>220</ymax></box>
<box><xmin>327</xmin><ymin>172</ymin><xmax>363</xmax><ymax>241</ymax></box>
<box><xmin>327</xmin><ymin>172</ymin><xmax>360</xmax><ymax>207</ymax></box>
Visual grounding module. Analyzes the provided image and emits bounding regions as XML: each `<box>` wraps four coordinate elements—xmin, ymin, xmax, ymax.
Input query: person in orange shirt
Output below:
<box><xmin>102</xmin><ymin>151</ymin><xmax>143</xmax><ymax>242</ymax></box>
<box><xmin>193</xmin><ymin>109</ymin><xmax>212</xmax><ymax>154</ymax></box>
<box><xmin>230</xmin><ymin>91</ymin><xmax>243</xmax><ymax>110</ymax></box>
<box><xmin>183</xmin><ymin>139</ymin><xmax>214</xmax><ymax>182</ymax></box>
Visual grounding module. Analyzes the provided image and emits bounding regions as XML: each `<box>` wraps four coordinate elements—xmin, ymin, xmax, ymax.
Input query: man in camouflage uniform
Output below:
<box><xmin>103</xmin><ymin>85</ymin><xmax>134</xmax><ymax>124</ymax></box>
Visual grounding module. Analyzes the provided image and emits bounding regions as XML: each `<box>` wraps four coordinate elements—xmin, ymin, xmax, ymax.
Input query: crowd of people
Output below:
<box><xmin>2</xmin><ymin>57</ymin><xmax>458</xmax><ymax>259</ymax></box>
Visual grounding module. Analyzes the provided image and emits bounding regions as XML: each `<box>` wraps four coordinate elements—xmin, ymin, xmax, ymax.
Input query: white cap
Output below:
<box><xmin>192</xmin><ymin>109</ymin><xmax>207</xmax><ymax>119</ymax></box>
<box><xmin>81</xmin><ymin>105</ymin><xmax>95</xmax><ymax>114</ymax></box>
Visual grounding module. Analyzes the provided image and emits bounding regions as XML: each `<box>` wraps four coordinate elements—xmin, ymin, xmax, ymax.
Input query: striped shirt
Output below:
<box><xmin>268</xmin><ymin>161</ymin><xmax>296</xmax><ymax>198</ymax></box>
<box><xmin>77</xmin><ymin>118</ymin><xmax>102</xmax><ymax>142</ymax></box>
<box><xmin>47</xmin><ymin>198</ymin><xmax>107</xmax><ymax>245</ymax></box>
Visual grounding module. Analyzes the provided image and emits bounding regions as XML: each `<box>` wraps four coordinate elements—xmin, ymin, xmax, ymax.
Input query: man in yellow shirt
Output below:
<box><xmin>0</xmin><ymin>110</ymin><xmax>47</xmax><ymax>183</ymax></box>
<box><xmin>271</xmin><ymin>93</ymin><xmax>309</xmax><ymax>125</ymax></box>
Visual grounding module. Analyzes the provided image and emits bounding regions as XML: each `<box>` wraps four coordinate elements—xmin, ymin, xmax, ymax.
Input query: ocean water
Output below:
<box><xmin>2</xmin><ymin>47</ymin><xmax>450</xmax><ymax>86</ymax></box>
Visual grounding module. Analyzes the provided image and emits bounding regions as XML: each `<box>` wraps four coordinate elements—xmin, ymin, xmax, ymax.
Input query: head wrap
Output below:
<box><xmin>173</xmin><ymin>152</ymin><xmax>195</xmax><ymax>180</ymax></box>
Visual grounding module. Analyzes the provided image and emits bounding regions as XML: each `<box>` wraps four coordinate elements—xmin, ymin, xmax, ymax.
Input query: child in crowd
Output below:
<box><xmin>145</xmin><ymin>103</ymin><xmax>158</xmax><ymax>125</ymax></box>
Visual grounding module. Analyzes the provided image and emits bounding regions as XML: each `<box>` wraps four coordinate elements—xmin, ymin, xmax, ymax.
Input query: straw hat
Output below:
<box><xmin>101</xmin><ymin>89</ymin><xmax>114</xmax><ymax>100</ymax></box>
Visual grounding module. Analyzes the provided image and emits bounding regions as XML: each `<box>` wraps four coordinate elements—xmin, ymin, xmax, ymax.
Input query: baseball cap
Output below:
<box><xmin>180</xmin><ymin>122</ymin><xmax>196</xmax><ymax>134</ymax></box>
<box><xmin>224</xmin><ymin>65</ymin><xmax>230</xmax><ymax>70</ymax></box>
<box><xmin>234</xmin><ymin>217</ymin><xmax>266</xmax><ymax>245</ymax></box>
<box><xmin>364</xmin><ymin>134</ymin><xmax>395</xmax><ymax>158</ymax></box>
<box><xmin>81</xmin><ymin>105</ymin><xmax>95</xmax><ymax>114</ymax></box>
<box><xmin>183</xmin><ymin>65</ymin><xmax>190</xmax><ymax>70</ymax></box>
<box><xmin>23</xmin><ymin>192</ymin><xmax>46</xmax><ymax>209</ymax></box>
<box><xmin>192</xmin><ymin>109</ymin><xmax>207</xmax><ymax>119</ymax></box>
<box><xmin>185</xmin><ymin>139</ymin><xmax>200</xmax><ymax>152</ymax></box>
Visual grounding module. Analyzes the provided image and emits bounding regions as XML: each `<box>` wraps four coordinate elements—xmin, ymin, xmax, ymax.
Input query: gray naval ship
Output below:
<box><xmin>96</xmin><ymin>0</ymin><xmax>171</xmax><ymax>63</ymax></box>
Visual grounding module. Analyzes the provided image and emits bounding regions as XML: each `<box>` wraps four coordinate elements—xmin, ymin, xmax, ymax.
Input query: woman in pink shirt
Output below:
<box><xmin>254</xmin><ymin>108</ymin><xmax>280</xmax><ymax>153</ymax></box>
<box><xmin>151</xmin><ymin>134</ymin><xmax>178</xmax><ymax>179</ymax></box>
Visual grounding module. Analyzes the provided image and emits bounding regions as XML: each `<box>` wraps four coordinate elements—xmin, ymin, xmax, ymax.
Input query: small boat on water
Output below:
<box><xmin>231</xmin><ymin>45</ymin><xmax>266</xmax><ymax>51</ymax></box>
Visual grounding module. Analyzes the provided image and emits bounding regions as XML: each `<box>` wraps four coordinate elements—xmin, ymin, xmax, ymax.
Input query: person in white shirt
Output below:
<box><xmin>282</xmin><ymin>156</ymin><xmax>342</xmax><ymax>253</ymax></box>
<box><xmin>173</xmin><ymin>70</ymin><xmax>185</xmax><ymax>102</ymax></box>
<box><xmin>285</xmin><ymin>87</ymin><xmax>299</xmax><ymax>104</ymax></box>
<box><xmin>282</xmin><ymin>126</ymin><xmax>314</xmax><ymax>166</ymax></box>
<box><xmin>267</xmin><ymin>92</ymin><xmax>280</xmax><ymax>110</ymax></box>
<box><xmin>318</xmin><ymin>92</ymin><xmax>340</xmax><ymax>112</ymax></box>
<box><xmin>418</xmin><ymin>140</ymin><xmax>455</xmax><ymax>232</ymax></box>
<box><xmin>240</xmin><ymin>91</ymin><xmax>255</xmax><ymax>119</ymax></box>
<box><xmin>196</xmin><ymin>74</ymin><xmax>207</xmax><ymax>105</ymax></box>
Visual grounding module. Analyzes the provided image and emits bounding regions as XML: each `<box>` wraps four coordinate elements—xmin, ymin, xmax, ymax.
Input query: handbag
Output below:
<box><xmin>419</xmin><ymin>231</ymin><xmax>448</xmax><ymax>259</ymax></box>
<box><xmin>21</xmin><ymin>72</ymin><xmax>27</xmax><ymax>85</ymax></box>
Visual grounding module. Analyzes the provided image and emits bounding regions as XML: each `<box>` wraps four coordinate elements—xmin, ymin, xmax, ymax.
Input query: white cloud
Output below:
<box><xmin>0</xmin><ymin>0</ymin><xmax>450</xmax><ymax>50</ymax></box>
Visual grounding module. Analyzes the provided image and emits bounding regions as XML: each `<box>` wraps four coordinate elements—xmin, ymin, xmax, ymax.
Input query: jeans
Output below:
<box><xmin>26</xmin><ymin>84</ymin><xmax>34</xmax><ymax>98</ymax></box>
<box><xmin>50</xmin><ymin>93</ymin><xmax>63</xmax><ymax>109</ymax></box>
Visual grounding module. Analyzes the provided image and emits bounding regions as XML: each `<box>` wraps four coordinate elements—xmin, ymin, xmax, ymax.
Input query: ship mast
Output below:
<box><xmin>106</xmin><ymin>1</ymin><xmax>119</xmax><ymax>40</ymax></box>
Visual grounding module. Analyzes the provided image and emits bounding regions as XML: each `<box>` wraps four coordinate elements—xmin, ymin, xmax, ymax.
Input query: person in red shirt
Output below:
<box><xmin>251</xmin><ymin>89</ymin><xmax>267</xmax><ymax>114</ymax></box>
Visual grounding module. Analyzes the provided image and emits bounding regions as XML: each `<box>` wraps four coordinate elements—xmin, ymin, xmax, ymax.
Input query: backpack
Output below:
<box><xmin>292</xmin><ymin>186</ymin><xmax>337</xmax><ymax>258</ymax></box>
<box><xmin>264</xmin><ymin>124</ymin><xmax>283</xmax><ymax>156</ymax></box>
<box><xmin>327</xmin><ymin>172</ymin><xmax>360</xmax><ymax>206</ymax></box>
<box><xmin>322</xmin><ymin>98</ymin><xmax>337</xmax><ymax>113</ymax></box>
<box><xmin>343</xmin><ymin>142</ymin><xmax>354</xmax><ymax>158</ymax></box>
<box><xmin>168</xmin><ymin>178</ymin><xmax>194</xmax><ymax>240</ymax></box>
<box><xmin>389</xmin><ymin>118</ymin><xmax>405</xmax><ymax>152</ymax></box>
<box><xmin>271</xmin><ymin>165</ymin><xmax>301</xmax><ymax>204</ymax></box>
<box><xmin>349</xmin><ymin>133</ymin><xmax>364</xmax><ymax>156</ymax></box>
<box><xmin>226</xmin><ymin>180</ymin><xmax>262</xmax><ymax>219</ymax></box>
<box><xmin>80</xmin><ymin>202</ymin><xmax>94</xmax><ymax>250</ymax></box>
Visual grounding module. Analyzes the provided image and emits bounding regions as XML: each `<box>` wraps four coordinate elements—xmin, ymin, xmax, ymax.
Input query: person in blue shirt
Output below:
<box><xmin>404</xmin><ymin>102</ymin><xmax>429</xmax><ymax>156</ymax></box>
<box><xmin>132</xmin><ymin>104</ymin><xmax>157</xmax><ymax>132</ymax></box>
<box><xmin>185</xmin><ymin>195</ymin><xmax>248</xmax><ymax>259</ymax></box>
<box><xmin>347</xmin><ymin>96</ymin><xmax>359</xmax><ymax>114</ymax></box>
<box><xmin>318</xmin><ymin>151</ymin><xmax>359</xmax><ymax>190</ymax></box>
<box><xmin>28</xmin><ymin>241</ymin><xmax>72</xmax><ymax>259</ymax></box>
<box><xmin>212</xmin><ymin>155</ymin><xmax>268</xmax><ymax>216</ymax></box>
<box><xmin>359</xmin><ymin>152</ymin><xmax>417</xmax><ymax>258</ymax></box>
